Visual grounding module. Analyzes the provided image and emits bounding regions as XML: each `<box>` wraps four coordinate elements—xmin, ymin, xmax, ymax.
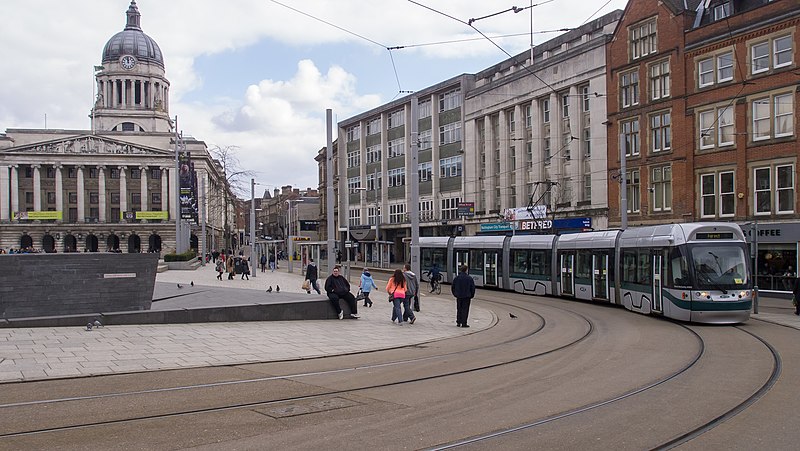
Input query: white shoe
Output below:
<box><xmin>350</xmin><ymin>314</ymin><xmax>360</xmax><ymax>319</ymax></box>
<box><xmin>338</xmin><ymin>311</ymin><xmax>344</xmax><ymax>320</ymax></box>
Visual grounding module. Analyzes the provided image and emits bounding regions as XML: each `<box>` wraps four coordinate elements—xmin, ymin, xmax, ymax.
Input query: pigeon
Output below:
<box><xmin>86</xmin><ymin>322</ymin><xmax>93</xmax><ymax>331</ymax></box>
<box><xmin>177</xmin><ymin>283</ymin><xmax>183</xmax><ymax>289</ymax></box>
<box><xmin>266</xmin><ymin>286</ymin><xmax>273</xmax><ymax>293</ymax></box>
<box><xmin>276</xmin><ymin>285</ymin><xmax>280</xmax><ymax>293</ymax></box>
<box><xmin>93</xmin><ymin>320</ymin><xmax>103</xmax><ymax>328</ymax></box>
<box><xmin>509</xmin><ymin>313</ymin><xmax>517</xmax><ymax>319</ymax></box>
<box><xmin>190</xmin><ymin>281</ymin><xmax>194</xmax><ymax>287</ymax></box>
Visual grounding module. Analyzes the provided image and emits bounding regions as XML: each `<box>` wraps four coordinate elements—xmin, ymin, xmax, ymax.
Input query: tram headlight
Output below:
<box><xmin>699</xmin><ymin>291</ymin><xmax>709</xmax><ymax>298</ymax></box>
<box><xmin>739</xmin><ymin>291</ymin><xmax>748</xmax><ymax>298</ymax></box>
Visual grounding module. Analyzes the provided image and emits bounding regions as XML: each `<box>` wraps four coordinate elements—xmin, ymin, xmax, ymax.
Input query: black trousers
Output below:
<box><xmin>328</xmin><ymin>292</ymin><xmax>357</xmax><ymax>315</ymax></box>
<box><xmin>456</xmin><ymin>297</ymin><xmax>472</xmax><ymax>325</ymax></box>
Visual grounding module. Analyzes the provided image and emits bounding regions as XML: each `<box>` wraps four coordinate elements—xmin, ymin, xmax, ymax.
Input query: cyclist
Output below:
<box><xmin>428</xmin><ymin>263</ymin><xmax>442</xmax><ymax>293</ymax></box>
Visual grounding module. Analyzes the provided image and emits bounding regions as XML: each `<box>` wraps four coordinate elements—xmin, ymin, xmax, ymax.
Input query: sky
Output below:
<box><xmin>0</xmin><ymin>0</ymin><xmax>629</xmax><ymax>196</ymax></box>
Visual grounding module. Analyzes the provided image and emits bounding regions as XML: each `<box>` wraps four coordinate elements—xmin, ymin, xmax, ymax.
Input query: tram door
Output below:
<box><xmin>455</xmin><ymin>250</ymin><xmax>469</xmax><ymax>274</ymax></box>
<box><xmin>652</xmin><ymin>253</ymin><xmax>663</xmax><ymax>312</ymax></box>
<box><xmin>592</xmin><ymin>253</ymin><xmax>609</xmax><ymax>299</ymax></box>
<box><xmin>484</xmin><ymin>251</ymin><xmax>499</xmax><ymax>287</ymax></box>
<box><xmin>560</xmin><ymin>253</ymin><xmax>574</xmax><ymax>296</ymax></box>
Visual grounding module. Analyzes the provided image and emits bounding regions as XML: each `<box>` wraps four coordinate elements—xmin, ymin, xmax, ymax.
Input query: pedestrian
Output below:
<box><xmin>260</xmin><ymin>253</ymin><xmax>267</xmax><ymax>273</ymax></box>
<box><xmin>241</xmin><ymin>258</ymin><xmax>250</xmax><ymax>280</ymax></box>
<box><xmin>324</xmin><ymin>265</ymin><xmax>359</xmax><ymax>319</ymax></box>
<box><xmin>269</xmin><ymin>253</ymin><xmax>276</xmax><ymax>271</ymax></box>
<box><xmin>216</xmin><ymin>258</ymin><xmax>224</xmax><ymax>280</ymax></box>
<box><xmin>305</xmin><ymin>258</ymin><xmax>322</xmax><ymax>294</ymax></box>
<box><xmin>402</xmin><ymin>263</ymin><xmax>419</xmax><ymax>323</ymax></box>
<box><xmin>386</xmin><ymin>269</ymin><xmax>407</xmax><ymax>325</ymax></box>
<box><xmin>226</xmin><ymin>255</ymin><xmax>234</xmax><ymax>280</ymax></box>
<box><xmin>451</xmin><ymin>264</ymin><xmax>476</xmax><ymax>327</ymax></box>
<box><xmin>359</xmin><ymin>268</ymin><xmax>377</xmax><ymax>307</ymax></box>
<box><xmin>793</xmin><ymin>276</ymin><xmax>800</xmax><ymax>316</ymax></box>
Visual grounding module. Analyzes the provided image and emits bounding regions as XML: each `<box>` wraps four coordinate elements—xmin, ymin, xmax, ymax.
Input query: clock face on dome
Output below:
<box><xmin>120</xmin><ymin>55</ymin><xmax>137</xmax><ymax>70</ymax></box>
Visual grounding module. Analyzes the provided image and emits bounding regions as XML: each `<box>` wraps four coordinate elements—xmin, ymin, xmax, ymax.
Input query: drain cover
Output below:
<box><xmin>259</xmin><ymin>397</ymin><xmax>360</xmax><ymax>418</ymax></box>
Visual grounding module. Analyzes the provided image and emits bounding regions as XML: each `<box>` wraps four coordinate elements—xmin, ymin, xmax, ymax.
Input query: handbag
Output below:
<box><xmin>355</xmin><ymin>289</ymin><xmax>365</xmax><ymax>301</ymax></box>
<box><xmin>302</xmin><ymin>279</ymin><xmax>310</xmax><ymax>291</ymax></box>
<box><xmin>413</xmin><ymin>294</ymin><xmax>420</xmax><ymax>312</ymax></box>
<box><xmin>388</xmin><ymin>287</ymin><xmax>397</xmax><ymax>302</ymax></box>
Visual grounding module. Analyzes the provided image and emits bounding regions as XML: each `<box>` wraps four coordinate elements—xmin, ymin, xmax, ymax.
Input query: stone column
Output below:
<box><xmin>98</xmin><ymin>166</ymin><xmax>107</xmax><ymax>222</ymax></box>
<box><xmin>119</xmin><ymin>166</ymin><xmax>128</xmax><ymax>220</ymax></box>
<box><xmin>32</xmin><ymin>165</ymin><xmax>42</xmax><ymax>212</ymax></box>
<box><xmin>484</xmin><ymin>113</ymin><xmax>495</xmax><ymax>211</ymax></box>
<box><xmin>77</xmin><ymin>166</ymin><xmax>85</xmax><ymax>222</ymax></box>
<box><xmin>0</xmin><ymin>165</ymin><xmax>9</xmax><ymax>221</ymax></box>
<box><xmin>10</xmin><ymin>165</ymin><xmax>19</xmax><ymax>220</ymax></box>
<box><xmin>168</xmin><ymin>167</ymin><xmax>177</xmax><ymax>221</ymax></box>
<box><xmin>54</xmin><ymin>164</ymin><xmax>63</xmax><ymax>222</ymax></box>
<box><xmin>140</xmin><ymin>166</ymin><xmax>149</xmax><ymax>211</ymax></box>
<box><xmin>498</xmin><ymin>109</ymin><xmax>509</xmax><ymax>211</ymax></box>
<box><xmin>513</xmin><ymin>104</ymin><xmax>524</xmax><ymax>207</ymax></box>
<box><xmin>161</xmin><ymin>167</ymin><xmax>169</xmax><ymax>213</ymax></box>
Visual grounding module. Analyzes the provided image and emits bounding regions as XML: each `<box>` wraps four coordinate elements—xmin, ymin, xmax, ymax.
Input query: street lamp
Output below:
<box><xmin>286</xmin><ymin>198</ymin><xmax>304</xmax><ymax>273</ymax></box>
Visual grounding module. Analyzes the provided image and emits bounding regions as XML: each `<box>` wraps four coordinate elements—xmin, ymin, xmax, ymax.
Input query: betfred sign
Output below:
<box><xmin>519</xmin><ymin>220</ymin><xmax>553</xmax><ymax>231</ymax></box>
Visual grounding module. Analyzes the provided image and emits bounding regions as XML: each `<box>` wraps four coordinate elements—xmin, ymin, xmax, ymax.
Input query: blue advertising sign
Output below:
<box><xmin>554</xmin><ymin>217</ymin><xmax>592</xmax><ymax>229</ymax></box>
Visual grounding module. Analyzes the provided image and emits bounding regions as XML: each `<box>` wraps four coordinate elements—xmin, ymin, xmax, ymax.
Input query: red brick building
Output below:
<box><xmin>607</xmin><ymin>0</ymin><xmax>799</xmax><ymax>286</ymax></box>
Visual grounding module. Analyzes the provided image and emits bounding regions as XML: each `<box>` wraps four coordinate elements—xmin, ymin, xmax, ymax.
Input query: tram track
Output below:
<box><xmin>0</xmin><ymin>299</ymin><xmax>590</xmax><ymax>439</ymax></box>
<box><xmin>0</xmin><ymin>294</ymin><xmax>787</xmax><ymax>450</ymax></box>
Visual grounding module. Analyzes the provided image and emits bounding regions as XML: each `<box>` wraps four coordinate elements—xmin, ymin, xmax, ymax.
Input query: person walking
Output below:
<box><xmin>269</xmin><ymin>253</ymin><xmax>276</xmax><ymax>271</ymax></box>
<box><xmin>215</xmin><ymin>258</ymin><xmax>224</xmax><ymax>280</ymax></box>
<box><xmin>451</xmin><ymin>264</ymin><xmax>476</xmax><ymax>327</ymax></box>
<box><xmin>324</xmin><ymin>265</ymin><xmax>359</xmax><ymax>319</ymax></box>
<box><xmin>402</xmin><ymin>263</ymin><xmax>418</xmax><ymax>323</ymax></box>
<box><xmin>793</xmin><ymin>276</ymin><xmax>800</xmax><ymax>316</ymax></box>
<box><xmin>260</xmin><ymin>253</ymin><xmax>267</xmax><ymax>273</ymax></box>
<box><xmin>226</xmin><ymin>255</ymin><xmax>235</xmax><ymax>280</ymax></box>
<box><xmin>359</xmin><ymin>268</ymin><xmax>378</xmax><ymax>307</ymax></box>
<box><xmin>305</xmin><ymin>258</ymin><xmax>322</xmax><ymax>294</ymax></box>
<box><xmin>241</xmin><ymin>257</ymin><xmax>250</xmax><ymax>280</ymax></box>
<box><xmin>386</xmin><ymin>269</ymin><xmax>407</xmax><ymax>325</ymax></box>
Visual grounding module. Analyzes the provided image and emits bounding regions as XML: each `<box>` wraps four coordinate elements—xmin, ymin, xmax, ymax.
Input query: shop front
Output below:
<box><xmin>741</xmin><ymin>222</ymin><xmax>800</xmax><ymax>292</ymax></box>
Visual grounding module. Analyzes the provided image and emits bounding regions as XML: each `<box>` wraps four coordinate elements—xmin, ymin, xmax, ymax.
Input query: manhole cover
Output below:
<box><xmin>258</xmin><ymin>397</ymin><xmax>361</xmax><ymax>418</ymax></box>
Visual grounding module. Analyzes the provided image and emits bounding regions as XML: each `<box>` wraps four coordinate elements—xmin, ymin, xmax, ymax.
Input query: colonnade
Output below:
<box><xmin>0</xmin><ymin>164</ymin><xmax>178</xmax><ymax>223</ymax></box>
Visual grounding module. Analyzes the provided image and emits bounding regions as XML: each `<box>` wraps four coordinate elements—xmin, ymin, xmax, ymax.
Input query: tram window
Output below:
<box><xmin>511</xmin><ymin>250</ymin><xmax>530</xmax><ymax>274</ymax></box>
<box><xmin>432</xmin><ymin>249</ymin><xmax>446</xmax><ymax>268</ymax></box>
<box><xmin>469</xmin><ymin>250</ymin><xmax>483</xmax><ymax>272</ymax></box>
<box><xmin>531</xmin><ymin>250</ymin><xmax>550</xmax><ymax>276</ymax></box>
<box><xmin>576</xmin><ymin>252</ymin><xmax>592</xmax><ymax>279</ymax></box>
<box><xmin>638</xmin><ymin>251</ymin><xmax>651</xmax><ymax>284</ymax></box>
<box><xmin>622</xmin><ymin>250</ymin><xmax>638</xmax><ymax>284</ymax></box>
<box><xmin>422</xmin><ymin>249</ymin><xmax>433</xmax><ymax>269</ymax></box>
<box><xmin>669</xmin><ymin>248</ymin><xmax>690</xmax><ymax>286</ymax></box>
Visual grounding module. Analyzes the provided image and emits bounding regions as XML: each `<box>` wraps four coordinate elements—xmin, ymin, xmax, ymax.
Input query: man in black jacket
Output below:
<box><xmin>324</xmin><ymin>266</ymin><xmax>359</xmax><ymax>319</ymax></box>
<box><xmin>451</xmin><ymin>265</ymin><xmax>476</xmax><ymax>327</ymax></box>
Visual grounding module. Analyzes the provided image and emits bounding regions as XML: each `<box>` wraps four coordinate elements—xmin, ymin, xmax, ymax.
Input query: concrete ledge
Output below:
<box><xmin>0</xmin><ymin>298</ymin><xmax>355</xmax><ymax>328</ymax></box>
<box><xmin>166</xmin><ymin>260</ymin><xmax>202</xmax><ymax>270</ymax></box>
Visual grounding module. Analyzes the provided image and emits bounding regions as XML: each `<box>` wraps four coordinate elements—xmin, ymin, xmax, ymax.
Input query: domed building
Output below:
<box><xmin>0</xmin><ymin>1</ymin><xmax>231</xmax><ymax>255</ymax></box>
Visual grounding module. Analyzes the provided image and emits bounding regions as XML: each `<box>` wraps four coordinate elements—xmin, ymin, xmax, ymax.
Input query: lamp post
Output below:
<box><xmin>250</xmin><ymin>178</ymin><xmax>257</xmax><ymax>279</ymax></box>
<box><xmin>744</xmin><ymin>220</ymin><xmax>759</xmax><ymax>314</ymax></box>
<box><xmin>286</xmin><ymin>198</ymin><xmax>303</xmax><ymax>273</ymax></box>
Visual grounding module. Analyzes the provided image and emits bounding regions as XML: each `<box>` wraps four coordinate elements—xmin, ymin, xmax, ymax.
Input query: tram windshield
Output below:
<box><xmin>689</xmin><ymin>244</ymin><xmax>749</xmax><ymax>291</ymax></box>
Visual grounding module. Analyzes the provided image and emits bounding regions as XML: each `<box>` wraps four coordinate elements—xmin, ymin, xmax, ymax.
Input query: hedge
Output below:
<box><xmin>163</xmin><ymin>250</ymin><xmax>197</xmax><ymax>262</ymax></box>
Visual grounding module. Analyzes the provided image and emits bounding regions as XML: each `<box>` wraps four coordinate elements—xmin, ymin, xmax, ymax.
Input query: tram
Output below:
<box><xmin>420</xmin><ymin>222</ymin><xmax>752</xmax><ymax>324</ymax></box>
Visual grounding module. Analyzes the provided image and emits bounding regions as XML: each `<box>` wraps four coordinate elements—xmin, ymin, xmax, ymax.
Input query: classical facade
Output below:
<box><xmin>0</xmin><ymin>1</ymin><xmax>230</xmax><ymax>254</ymax></box>
<box><xmin>332</xmin><ymin>11</ymin><xmax>621</xmax><ymax>262</ymax></box>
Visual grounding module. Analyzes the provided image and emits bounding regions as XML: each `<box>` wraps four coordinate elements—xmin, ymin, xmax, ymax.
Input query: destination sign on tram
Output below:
<box><xmin>696</xmin><ymin>232</ymin><xmax>734</xmax><ymax>240</ymax></box>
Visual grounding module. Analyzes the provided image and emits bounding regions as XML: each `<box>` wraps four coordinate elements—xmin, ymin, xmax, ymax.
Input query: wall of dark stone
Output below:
<box><xmin>0</xmin><ymin>253</ymin><xmax>158</xmax><ymax>319</ymax></box>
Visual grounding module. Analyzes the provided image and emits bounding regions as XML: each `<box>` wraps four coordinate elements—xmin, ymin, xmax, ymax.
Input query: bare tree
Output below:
<box><xmin>208</xmin><ymin>145</ymin><xmax>255</xmax><ymax>250</ymax></box>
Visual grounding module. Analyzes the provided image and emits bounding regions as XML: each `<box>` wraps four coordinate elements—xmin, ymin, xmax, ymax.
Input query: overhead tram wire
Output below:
<box><xmin>386</xmin><ymin>29</ymin><xmax>571</xmax><ymax>51</ymax></box>
<box><xmin>408</xmin><ymin>0</ymin><xmax>564</xmax><ymax>97</ymax></box>
<box><xmin>267</xmin><ymin>0</ymin><xmax>406</xmax><ymax>95</ymax></box>
<box><xmin>466</xmin><ymin>0</ymin><xmax>557</xmax><ymax>25</ymax></box>
<box><xmin>581</xmin><ymin>0</ymin><xmax>615</xmax><ymax>25</ymax></box>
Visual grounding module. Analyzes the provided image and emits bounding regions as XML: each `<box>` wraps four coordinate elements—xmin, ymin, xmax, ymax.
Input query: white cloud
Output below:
<box><xmin>174</xmin><ymin>59</ymin><xmax>380</xmax><ymax>190</ymax></box>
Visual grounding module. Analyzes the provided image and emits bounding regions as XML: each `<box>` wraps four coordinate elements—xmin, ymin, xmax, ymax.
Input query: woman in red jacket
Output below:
<box><xmin>386</xmin><ymin>269</ymin><xmax>407</xmax><ymax>325</ymax></box>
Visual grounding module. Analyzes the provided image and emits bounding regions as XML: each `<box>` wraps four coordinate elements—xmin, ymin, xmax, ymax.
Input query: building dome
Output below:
<box><xmin>101</xmin><ymin>1</ymin><xmax>164</xmax><ymax>68</ymax></box>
